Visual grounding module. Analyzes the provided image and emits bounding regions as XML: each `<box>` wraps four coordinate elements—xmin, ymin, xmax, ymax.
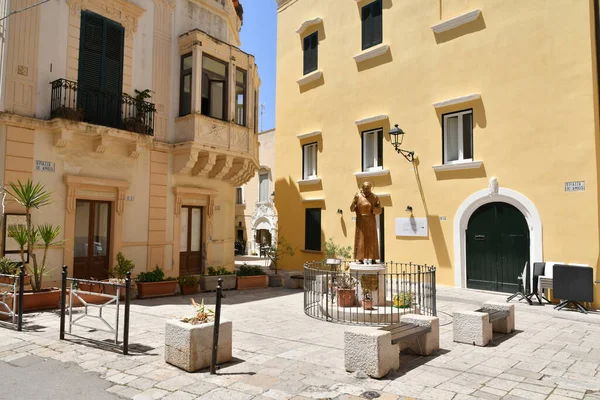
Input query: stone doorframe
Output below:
<box><xmin>64</xmin><ymin>175</ymin><xmax>129</xmax><ymax>276</ymax></box>
<box><xmin>453</xmin><ymin>185</ymin><xmax>543</xmax><ymax>289</ymax></box>
<box><xmin>172</xmin><ymin>187</ymin><xmax>216</xmax><ymax>276</ymax></box>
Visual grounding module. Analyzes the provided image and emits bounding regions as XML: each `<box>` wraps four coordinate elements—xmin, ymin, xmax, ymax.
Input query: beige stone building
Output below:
<box><xmin>0</xmin><ymin>0</ymin><xmax>260</xmax><ymax>284</ymax></box>
<box><xmin>235</xmin><ymin>128</ymin><xmax>277</xmax><ymax>255</ymax></box>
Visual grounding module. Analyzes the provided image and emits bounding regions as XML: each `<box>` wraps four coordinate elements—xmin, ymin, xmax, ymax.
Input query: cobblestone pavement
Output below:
<box><xmin>1</xmin><ymin>286</ymin><xmax>600</xmax><ymax>400</ymax></box>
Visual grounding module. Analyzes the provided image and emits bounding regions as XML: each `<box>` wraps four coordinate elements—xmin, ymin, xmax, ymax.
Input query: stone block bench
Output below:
<box><xmin>344</xmin><ymin>314</ymin><xmax>439</xmax><ymax>378</ymax></box>
<box><xmin>453</xmin><ymin>301</ymin><xmax>514</xmax><ymax>347</ymax></box>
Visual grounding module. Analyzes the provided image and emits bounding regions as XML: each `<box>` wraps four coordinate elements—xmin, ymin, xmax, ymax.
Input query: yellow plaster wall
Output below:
<box><xmin>275</xmin><ymin>0</ymin><xmax>600</xmax><ymax>305</ymax></box>
<box><xmin>152</xmin><ymin>1</ymin><xmax>175</xmax><ymax>142</ymax></box>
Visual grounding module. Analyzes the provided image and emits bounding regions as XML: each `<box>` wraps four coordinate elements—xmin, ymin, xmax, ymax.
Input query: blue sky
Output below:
<box><xmin>240</xmin><ymin>0</ymin><xmax>277</xmax><ymax>132</ymax></box>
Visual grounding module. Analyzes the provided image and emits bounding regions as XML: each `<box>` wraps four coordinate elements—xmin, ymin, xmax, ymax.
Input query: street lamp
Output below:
<box><xmin>389</xmin><ymin>124</ymin><xmax>415</xmax><ymax>163</ymax></box>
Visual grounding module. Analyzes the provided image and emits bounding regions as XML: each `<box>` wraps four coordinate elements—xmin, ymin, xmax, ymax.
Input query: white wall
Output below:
<box><xmin>36</xmin><ymin>0</ymin><xmax>69</xmax><ymax>119</ymax></box>
<box><xmin>132</xmin><ymin>0</ymin><xmax>154</xmax><ymax>95</ymax></box>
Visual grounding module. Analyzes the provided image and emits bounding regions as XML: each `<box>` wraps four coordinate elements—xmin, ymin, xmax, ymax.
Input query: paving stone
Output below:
<box><xmin>262</xmin><ymin>389</ymin><xmax>294</xmax><ymax>400</ymax></box>
<box><xmin>508</xmin><ymin>388</ymin><xmax>548</xmax><ymax>400</ymax></box>
<box><xmin>129</xmin><ymin>378</ymin><xmax>158</xmax><ymax>391</ymax></box>
<box><xmin>117</xmin><ymin>387</ymin><xmax>142</xmax><ymax>399</ymax></box>
<box><xmin>144</xmin><ymin>369</ymin><xmax>180</xmax><ymax>382</ymax></box>
<box><xmin>196</xmin><ymin>387</ymin><xmax>253</xmax><ymax>400</ymax></box>
<box><xmin>383</xmin><ymin>382</ymin><xmax>426</xmax><ymax>398</ymax></box>
<box><xmin>132</xmin><ymin>388</ymin><xmax>170</xmax><ymax>400</ymax></box>
<box><xmin>271</xmin><ymin>379</ymin><xmax>307</xmax><ymax>395</ymax></box>
<box><xmin>155</xmin><ymin>376</ymin><xmax>196</xmax><ymax>392</ymax></box>
<box><xmin>418</xmin><ymin>387</ymin><xmax>456</xmax><ymax>400</ymax></box>
<box><xmin>161</xmin><ymin>391</ymin><xmax>197</xmax><ymax>400</ymax></box>
<box><xmin>107</xmin><ymin>372</ymin><xmax>138</xmax><ymax>385</ymax></box>
<box><xmin>180</xmin><ymin>381</ymin><xmax>218</xmax><ymax>396</ymax></box>
<box><xmin>553</xmin><ymin>388</ymin><xmax>585</xmax><ymax>399</ymax></box>
<box><xmin>229</xmin><ymin>381</ymin><xmax>266</xmax><ymax>395</ymax></box>
<box><xmin>107</xmin><ymin>385</ymin><xmax>128</xmax><ymax>394</ymax></box>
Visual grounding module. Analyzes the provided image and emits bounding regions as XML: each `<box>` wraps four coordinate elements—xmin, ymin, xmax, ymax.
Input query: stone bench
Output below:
<box><xmin>344</xmin><ymin>314</ymin><xmax>439</xmax><ymax>378</ymax></box>
<box><xmin>453</xmin><ymin>301</ymin><xmax>515</xmax><ymax>347</ymax></box>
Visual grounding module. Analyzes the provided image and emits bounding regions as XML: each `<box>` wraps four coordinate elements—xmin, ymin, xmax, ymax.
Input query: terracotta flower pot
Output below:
<box><xmin>180</xmin><ymin>284</ymin><xmax>199</xmax><ymax>295</ymax></box>
<box><xmin>0</xmin><ymin>275</ymin><xmax>31</xmax><ymax>286</ymax></box>
<box><xmin>199</xmin><ymin>275</ymin><xmax>237</xmax><ymax>291</ymax></box>
<box><xmin>236</xmin><ymin>275</ymin><xmax>268</xmax><ymax>290</ymax></box>
<box><xmin>79</xmin><ymin>282</ymin><xmax>103</xmax><ymax>293</ymax></box>
<box><xmin>337</xmin><ymin>288</ymin><xmax>356</xmax><ymax>307</ymax></box>
<box><xmin>67</xmin><ymin>289</ymin><xmax>107</xmax><ymax>306</ymax></box>
<box><xmin>102</xmin><ymin>280</ymin><xmax>127</xmax><ymax>300</ymax></box>
<box><xmin>137</xmin><ymin>281</ymin><xmax>177</xmax><ymax>299</ymax></box>
<box><xmin>8</xmin><ymin>288</ymin><xmax>61</xmax><ymax>312</ymax></box>
<box><xmin>363</xmin><ymin>298</ymin><xmax>374</xmax><ymax>310</ymax></box>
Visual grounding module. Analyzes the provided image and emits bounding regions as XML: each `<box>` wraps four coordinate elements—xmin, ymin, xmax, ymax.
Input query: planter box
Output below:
<box><xmin>268</xmin><ymin>274</ymin><xmax>283</xmax><ymax>288</ymax></box>
<box><xmin>137</xmin><ymin>281</ymin><xmax>178</xmax><ymax>299</ymax></box>
<box><xmin>236</xmin><ymin>275</ymin><xmax>268</xmax><ymax>290</ymax></box>
<box><xmin>0</xmin><ymin>275</ymin><xmax>30</xmax><ymax>286</ymax></box>
<box><xmin>67</xmin><ymin>289</ymin><xmax>108</xmax><ymax>306</ymax></box>
<box><xmin>165</xmin><ymin>318</ymin><xmax>232</xmax><ymax>372</ymax></box>
<box><xmin>199</xmin><ymin>275</ymin><xmax>236</xmax><ymax>292</ymax></box>
<box><xmin>7</xmin><ymin>288</ymin><xmax>61</xmax><ymax>312</ymax></box>
<box><xmin>180</xmin><ymin>284</ymin><xmax>199</xmax><ymax>295</ymax></box>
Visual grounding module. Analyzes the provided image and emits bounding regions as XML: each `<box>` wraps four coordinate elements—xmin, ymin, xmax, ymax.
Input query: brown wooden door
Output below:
<box><xmin>73</xmin><ymin>200</ymin><xmax>111</xmax><ymax>280</ymax></box>
<box><xmin>179</xmin><ymin>206</ymin><xmax>203</xmax><ymax>275</ymax></box>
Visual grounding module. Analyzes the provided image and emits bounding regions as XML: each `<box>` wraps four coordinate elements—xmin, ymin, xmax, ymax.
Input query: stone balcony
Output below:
<box><xmin>173</xmin><ymin>113</ymin><xmax>259</xmax><ymax>186</ymax></box>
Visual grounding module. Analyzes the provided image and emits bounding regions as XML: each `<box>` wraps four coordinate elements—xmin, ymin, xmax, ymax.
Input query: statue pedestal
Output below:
<box><xmin>349</xmin><ymin>263</ymin><xmax>386</xmax><ymax>306</ymax></box>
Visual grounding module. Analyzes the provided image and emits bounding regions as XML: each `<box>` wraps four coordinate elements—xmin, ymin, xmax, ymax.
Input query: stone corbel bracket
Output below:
<box><xmin>128</xmin><ymin>142</ymin><xmax>144</xmax><ymax>159</ymax></box>
<box><xmin>94</xmin><ymin>135</ymin><xmax>112</xmax><ymax>154</ymax></box>
<box><xmin>53</xmin><ymin>129</ymin><xmax>73</xmax><ymax>149</ymax></box>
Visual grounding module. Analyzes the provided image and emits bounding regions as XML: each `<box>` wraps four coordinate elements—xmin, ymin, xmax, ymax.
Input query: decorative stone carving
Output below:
<box><xmin>193</xmin><ymin>152</ymin><xmax>217</xmax><ymax>177</ymax></box>
<box><xmin>67</xmin><ymin>0</ymin><xmax>144</xmax><ymax>38</ymax></box>
<box><xmin>152</xmin><ymin>0</ymin><xmax>175</xmax><ymax>8</ymax></box>
<box><xmin>128</xmin><ymin>142</ymin><xmax>143</xmax><ymax>159</ymax></box>
<box><xmin>117</xmin><ymin>187</ymin><xmax>126</xmax><ymax>215</ymax></box>
<box><xmin>251</xmin><ymin>201</ymin><xmax>278</xmax><ymax>250</ymax></box>
<box><xmin>210</xmin><ymin>156</ymin><xmax>234</xmax><ymax>179</ymax></box>
<box><xmin>489</xmin><ymin>177</ymin><xmax>499</xmax><ymax>196</ymax></box>
<box><xmin>66</xmin><ymin>187</ymin><xmax>76</xmax><ymax>213</ymax></box>
<box><xmin>94</xmin><ymin>136</ymin><xmax>112</xmax><ymax>154</ymax></box>
<box><xmin>53</xmin><ymin>129</ymin><xmax>73</xmax><ymax>148</ymax></box>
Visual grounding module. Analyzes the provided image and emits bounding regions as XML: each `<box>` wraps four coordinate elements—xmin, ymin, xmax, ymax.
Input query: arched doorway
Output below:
<box><xmin>466</xmin><ymin>202</ymin><xmax>529</xmax><ymax>293</ymax></box>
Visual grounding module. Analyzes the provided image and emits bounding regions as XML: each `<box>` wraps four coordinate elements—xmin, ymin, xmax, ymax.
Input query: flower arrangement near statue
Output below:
<box><xmin>334</xmin><ymin>266</ymin><xmax>357</xmax><ymax>307</ymax></box>
<box><xmin>360</xmin><ymin>274</ymin><xmax>378</xmax><ymax>310</ymax></box>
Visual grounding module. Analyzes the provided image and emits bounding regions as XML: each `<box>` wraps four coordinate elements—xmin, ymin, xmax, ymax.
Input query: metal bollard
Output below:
<box><xmin>123</xmin><ymin>271</ymin><xmax>131</xmax><ymax>355</ymax></box>
<box><xmin>59</xmin><ymin>265</ymin><xmax>67</xmax><ymax>340</ymax></box>
<box><xmin>210</xmin><ymin>278</ymin><xmax>224</xmax><ymax>374</ymax></box>
<box><xmin>17</xmin><ymin>265</ymin><xmax>25</xmax><ymax>332</ymax></box>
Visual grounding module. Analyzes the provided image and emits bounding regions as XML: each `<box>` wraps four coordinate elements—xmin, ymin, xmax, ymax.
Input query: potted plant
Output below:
<box><xmin>236</xmin><ymin>264</ymin><xmax>268</xmax><ymax>290</ymax></box>
<box><xmin>4</xmin><ymin>180</ymin><xmax>62</xmax><ymax>311</ymax></box>
<box><xmin>267</xmin><ymin>237</ymin><xmax>294</xmax><ymax>287</ymax></box>
<box><xmin>136</xmin><ymin>265</ymin><xmax>177</xmax><ymax>299</ymax></box>
<box><xmin>0</xmin><ymin>257</ymin><xmax>28</xmax><ymax>284</ymax></box>
<box><xmin>199</xmin><ymin>267</ymin><xmax>236</xmax><ymax>292</ymax></box>
<box><xmin>393</xmin><ymin>291</ymin><xmax>414</xmax><ymax>309</ymax></box>
<box><xmin>179</xmin><ymin>275</ymin><xmax>200</xmax><ymax>295</ymax></box>
<box><xmin>324</xmin><ymin>237</ymin><xmax>353</xmax><ymax>263</ymax></box>
<box><xmin>360</xmin><ymin>275</ymin><xmax>378</xmax><ymax>310</ymax></box>
<box><xmin>334</xmin><ymin>270</ymin><xmax>357</xmax><ymax>307</ymax></box>
<box><xmin>165</xmin><ymin>298</ymin><xmax>232</xmax><ymax>372</ymax></box>
<box><xmin>123</xmin><ymin>89</ymin><xmax>154</xmax><ymax>134</ymax></box>
<box><xmin>103</xmin><ymin>252</ymin><xmax>135</xmax><ymax>299</ymax></box>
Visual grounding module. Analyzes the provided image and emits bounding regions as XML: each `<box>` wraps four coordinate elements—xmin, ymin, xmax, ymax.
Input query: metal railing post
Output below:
<box><xmin>123</xmin><ymin>272</ymin><xmax>131</xmax><ymax>355</ymax></box>
<box><xmin>59</xmin><ymin>265</ymin><xmax>67</xmax><ymax>339</ymax></box>
<box><xmin>210</xmin><ymin>278</ymin><xmax>223</xmax><ymax>374</ymax></box>
<box><xmin>17</xmin><ymin>265</ymin><xmax>25</xmax><ymax>331</ymax></box>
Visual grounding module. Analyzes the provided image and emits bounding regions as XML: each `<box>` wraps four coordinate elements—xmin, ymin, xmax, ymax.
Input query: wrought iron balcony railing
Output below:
<box><xmin>50</xmin><ymin>78</ymin><xmax>156</xmax><ymax>136</ymax></box>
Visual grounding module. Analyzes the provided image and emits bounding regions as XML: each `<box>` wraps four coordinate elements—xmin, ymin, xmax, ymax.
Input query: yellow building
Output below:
<box><xmin>0</xmin><ymin>0</ymin><xmax>260</xmax><ymax>285</ymax></box>
<box><xmin>275</xmin><ymin>0</ymin><xmax>600</xmax><ymax>306</ymax></box>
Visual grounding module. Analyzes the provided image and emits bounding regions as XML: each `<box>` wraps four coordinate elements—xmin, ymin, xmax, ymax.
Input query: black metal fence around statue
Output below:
<box><xmin>303</xmin><ymin>261</ymin><xmax>436</xmax><ymax>325</ymax></box>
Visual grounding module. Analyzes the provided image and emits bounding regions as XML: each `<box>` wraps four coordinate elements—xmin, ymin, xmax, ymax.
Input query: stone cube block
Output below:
<box><xmin>482</xmin><ymin>301</ymin><xmax>515</xmax><ymax>334</ymax></box>
<box><xmin>165</xmin><ymin>319</ymin><xmax>232</xmax><ymax>372</ymax></box>
<box><xmin>398</xmin><ymin>314</ymin><xmax>440</xmax><ymax>356</ymax></box>
<box><xmin>344</xmin><ymin>327</ymin><xmax>399</xmax><ymax>378</ymax></box>
<box><xmin>453</xmin><ymin>311</ymin><xmax>492</xmax><ymax>347</ymax></box>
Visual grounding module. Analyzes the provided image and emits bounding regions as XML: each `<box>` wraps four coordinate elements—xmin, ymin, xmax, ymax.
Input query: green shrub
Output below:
<box><xmin>137</xmin><ymin>265</ymin><xmax>165</xmax><ymax>283</ymax></box>
<box><xmin>112</xmin><ymin>252</ymin><xmax>135</xmax><ymax>280</ymax></box>
<box><xmin>178</xmin><ymin>275</ymin><xmax>200</xmax><ymax>286</ymax></box>
<box><xmin>0</xmin><ymin>257</ymin><xmax>18</xmax><ymax>275</ymax></box>
<box><xmin>236</xmin><ymin>264</ymin><xmax>266</xmax><ymax>276</ymax></box>
<box><xmin>207</xmin><ymin>266</ymin><xmax>235</xmax><ymax>276</ymax></box>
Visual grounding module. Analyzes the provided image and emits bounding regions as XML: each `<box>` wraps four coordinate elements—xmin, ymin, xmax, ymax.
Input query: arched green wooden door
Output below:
<box><xmin>466</xmin><ymin>202</ymin><xmax>529</xmax><ymax>293</ymax></box>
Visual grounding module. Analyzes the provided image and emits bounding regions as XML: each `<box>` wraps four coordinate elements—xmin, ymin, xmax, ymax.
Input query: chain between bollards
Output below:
<box><xmin>17</xmin><ymin>265</ymin><xmax>25</xmax><ymax>331</ymax></box>
<box><xmin>59</xmin><ymin>265</ymin><xmax>67</xmax><ymax>340</ymax></box>
<box><xmin>210</xmin><ymin>277</ymin><xmax>224</xmax><ymax>374</ymax></box>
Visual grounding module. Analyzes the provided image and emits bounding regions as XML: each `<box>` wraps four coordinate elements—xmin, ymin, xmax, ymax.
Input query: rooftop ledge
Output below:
<box><xmin>431</xmin><ymin>9</ymin><xmax>481</xmax><ymax>34</ymax></box>
<box><xmin>353</xmin><ymin>169</ymin><xmax>390</xmax><ymax>178</ymax></box>
<box><xmin>296</xmin><ymin>130</ymin><xmax>321</xmax><ymax>140</ymax></box>
<box><xmin>433</xmin><ymin>93</ymin><xmax>481</xmax><ymax>109</ymax></box>
<box><xmin>432</xmin><ymin>160</ymin><xmax>482</xmax><ymax>172</ymax></box>
<box><xmin>297</xmin><ymin>70</ymin><xmax>322</xmax><ymax>87</ymax></box>
<box><xmin>353</xmin><ymin>43</ymin><xmax>390</xmax><ymax>63</ymax></box>
<box><xmin>296</xmin><ymin>17</ymin><xmax>323</xmax><ymax>35</ymax></box>
<box><xmin>297</xmin><ymin>178</ymin><xmax>321</xmax><ymax>185</ymax></box>
<box><xmin>355</xmin><ymin>114</ymin><xmax>388</xmax><ymax>127</ymax></box>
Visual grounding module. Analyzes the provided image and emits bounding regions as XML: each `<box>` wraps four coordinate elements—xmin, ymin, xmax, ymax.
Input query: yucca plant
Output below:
<box><xmin>5</xmin><ymin>180</ymin><xmax>59</xmax><ymax>292</ymax></box>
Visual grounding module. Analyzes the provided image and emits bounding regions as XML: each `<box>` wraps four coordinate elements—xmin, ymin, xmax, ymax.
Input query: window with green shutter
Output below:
<box><xmin>303</xmin><ymin>32</ymin><xmax>318</xmax><ymax>75</ymax></box>
<box><xmin>78</xmin><ymin>11</ymin><xmax>124</xmax><ymax>128</ymax></box>
<box><xmin>305</xmin><ymin>208</ymin><xmax>321</xmax><ymax>251</ymax></box>
<box><xmin>361</xmin><ymin>0</ymin><xmax>382</xmax><ymax>50</ymax></box>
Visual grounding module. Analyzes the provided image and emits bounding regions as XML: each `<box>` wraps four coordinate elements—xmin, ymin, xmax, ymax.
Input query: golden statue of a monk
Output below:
<box><xmin>350</xmin><ymin>181</ymin><xmax>382</xmax><ymax>262</ymax></box>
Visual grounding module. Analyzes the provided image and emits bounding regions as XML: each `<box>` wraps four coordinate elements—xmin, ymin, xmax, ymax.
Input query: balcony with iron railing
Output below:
<box><xmin>50</xmin><ymin>78</ymin><xmax>156</xmax><ymax>136</ymax></box>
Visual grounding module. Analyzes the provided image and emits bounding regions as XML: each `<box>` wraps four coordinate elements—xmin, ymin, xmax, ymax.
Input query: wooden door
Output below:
<box><xmin>466</xmin><ymin>202</ymin><xmax>529</xmax><ymax>293</ymax></box>
<box><xmin>179</xmin><ymin>206</ymin><xmax>203</xmax><ymax>275</ymax></box>
<box><xmin>73</xmin><ymin>200</ymin><xmax>111</xmax><ymax>280</ymax></box>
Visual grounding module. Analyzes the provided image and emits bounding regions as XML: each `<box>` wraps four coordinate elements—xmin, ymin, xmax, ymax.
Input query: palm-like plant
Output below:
<box><xmin>5</xmin><ymin>180</ymin><xmax>59</xmax><ymax>292</ymax></box>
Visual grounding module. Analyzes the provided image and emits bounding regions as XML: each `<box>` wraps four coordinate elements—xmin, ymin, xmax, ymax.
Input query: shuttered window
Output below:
<box><xmin>305</xmin><ymin>208</ymin><xmax>321</xmax><ymax>251</ymax></box>
<box><xmin>361</xmin><ymin>0</ymin><xmax>383</xmax><ymax>50</ymax></box>
<box><xmin>362</xmin><ymin>129</ymin><xmax>383</xmax><ymax>172</ymax></box>
<box><xmin>179</xmin><ymin>54</ymin><xmax>192</xmax><ymax>116</ymax></box>
<box><xmin>303</xmin><ymin>32</ymin><xmax>318</xmax><ymax>75</ymax></box>
<box><xmin>78</xmin><ymin>11</ymin><xmax>124</xmax><ymax>127</ymax></box>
